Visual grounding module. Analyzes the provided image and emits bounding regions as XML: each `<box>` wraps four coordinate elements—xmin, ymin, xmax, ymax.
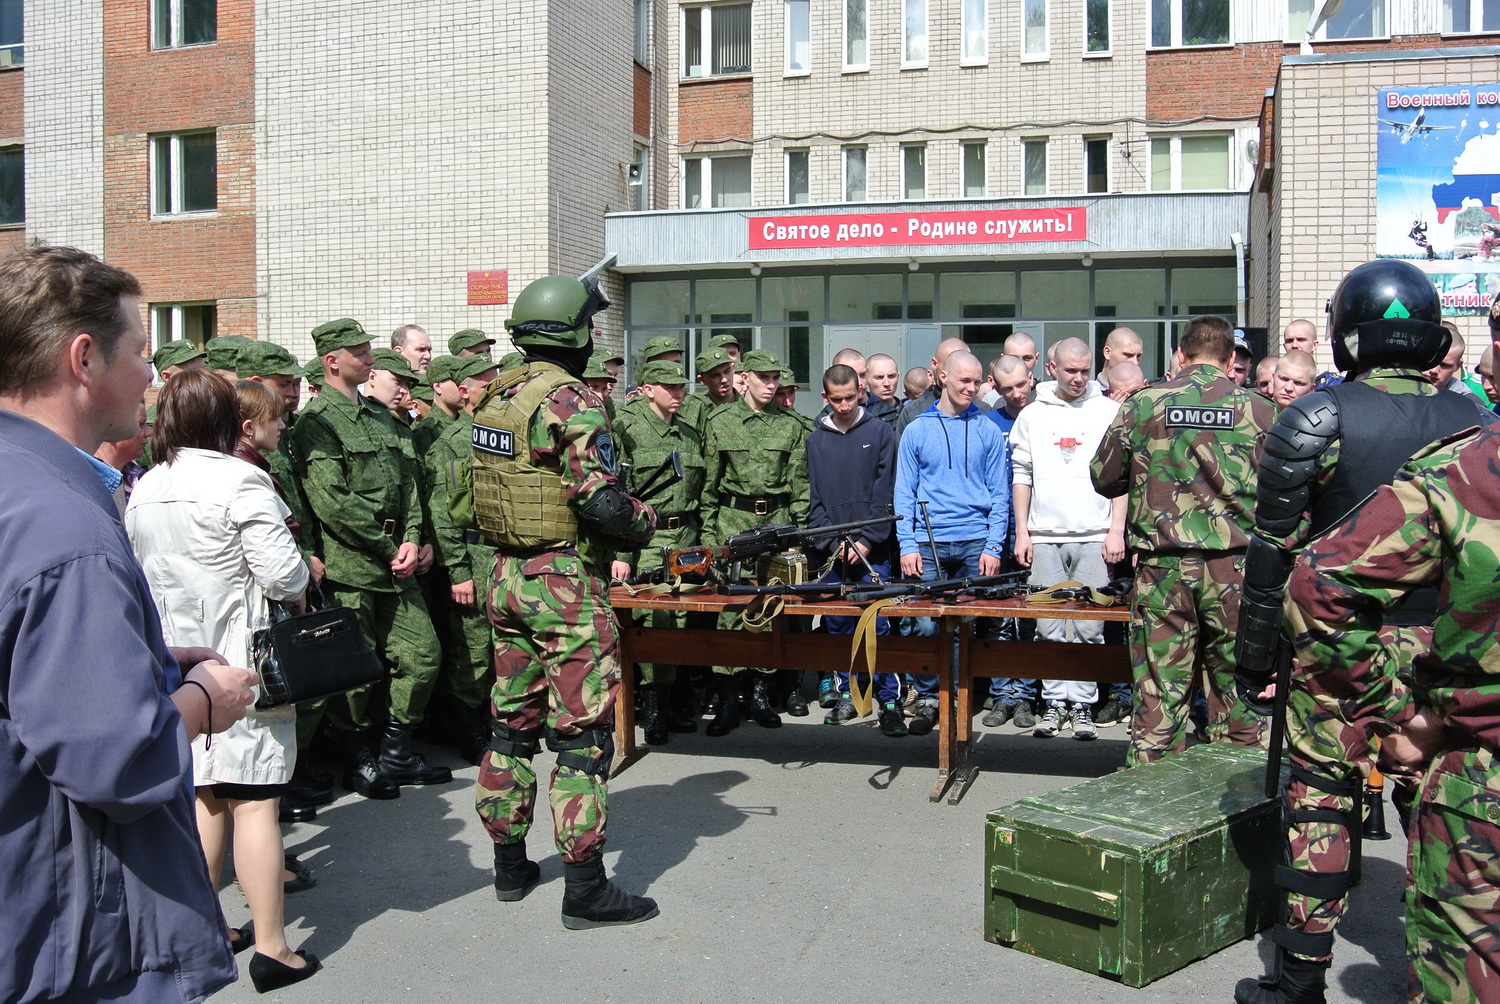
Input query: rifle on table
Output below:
<box><xmin>662</xmin><ymin>511</ymin><xmax>902</xmax><ymax>584</ymax></box>
<box><xmin>843</xmin><ymin>569</ymin><xmax>1031</xmax><ymax>603</ymax></box>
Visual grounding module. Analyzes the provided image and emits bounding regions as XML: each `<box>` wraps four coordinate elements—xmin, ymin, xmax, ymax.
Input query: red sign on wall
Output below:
<box><xmin>748</xmin><ymin>207</ymin><xmax>1087</xmax><ymax>250</ymax></box>
<box><xmin>467</xmin><ymin>270</ymin><xmax>509</xmax><ymax>305</ymax></box>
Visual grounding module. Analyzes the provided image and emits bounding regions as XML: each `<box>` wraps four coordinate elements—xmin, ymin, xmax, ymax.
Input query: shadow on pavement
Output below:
<box><xmin>608</xmin><ymin>769</ymin><xmax>754</xmax><ymax>893</ymax></box>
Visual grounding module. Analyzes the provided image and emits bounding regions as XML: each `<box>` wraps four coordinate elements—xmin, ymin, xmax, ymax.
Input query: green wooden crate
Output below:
<box><xmin>985</xmin><ymin>743</ymin><xmax>1282</xmax><ymax>987</ymax></box>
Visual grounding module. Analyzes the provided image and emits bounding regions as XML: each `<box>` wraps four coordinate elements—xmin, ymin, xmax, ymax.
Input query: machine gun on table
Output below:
<box><xmin>658</xmin><ymin>511</ymin><xmax>902</xmax><ymax>586</ymax></box>
<box><xmin>842</xmin><ymin>569</ymin><xmax>1034</xmax><ymax>603</ymax></box>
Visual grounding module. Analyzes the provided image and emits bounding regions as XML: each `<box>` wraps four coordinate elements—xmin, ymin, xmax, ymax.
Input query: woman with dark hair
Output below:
<box><xmin>126</xmin><ymin>369</ymin><xmax>321</xmax><ymax>994</ymax></box>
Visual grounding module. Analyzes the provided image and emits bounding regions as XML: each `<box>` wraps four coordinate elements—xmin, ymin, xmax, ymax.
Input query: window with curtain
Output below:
<box><xmin>683</xmin><ymin>3</ymin><xmax>752</xmax><ymax>77</ymax></box>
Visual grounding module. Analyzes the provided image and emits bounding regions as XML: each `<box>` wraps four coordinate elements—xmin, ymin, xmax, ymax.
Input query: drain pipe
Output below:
<box><xmin>1231</xmin><ymin>231</ymin><xmax>1247</xmax><ymax>328</ymax></box>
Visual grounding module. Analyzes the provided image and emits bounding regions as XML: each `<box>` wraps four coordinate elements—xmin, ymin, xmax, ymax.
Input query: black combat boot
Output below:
<box><xmin>782</xmin><ymin>670</ymin><xmax>809</xmax><ymax>717</ymax></box>
<box><xmin>665</xmin><ymin>680</ymin><xmax>698</xmax><ymax>734</ymax></box>
<box><xmin>493</xmin><ymin>840</ymin><xmax>541</xmax><ymax>902</ymax></box>
<box><xmin>705</xmin><ymin>673</ymin><xmax>742</xmax><ymax>736</ymax></box>
<box><xmin>378</xmin><ymin>722</ymin><xmax>454</xmax><ymax>785</ymax></box>
<box><xmin>560</xmin><ymin>856</ymin><xmax>659</xmax><ymax>930</ymax></box>
<box><xmin>456</xmin><ymin>704</ymin><xmax>491</xmax><ymax>766</ymax></box>
<box><xmin>1235</xmin><ymin>955</ymin><xmax>1330</xmax><ymax>1004</ymax></box>
<box><xmin>639</xmin><ymin>686</ymin><xmax>670</xmax><ymax>746</ymax></box>
<box><xmin>748</xmin><ymin>673</ymin><xmax>782</xmax><ymax>728</ymax></box>
<box><xmin>340</xmin><ymin>730</ymin><xmax>400</xmax><ymax>800</ymax></box>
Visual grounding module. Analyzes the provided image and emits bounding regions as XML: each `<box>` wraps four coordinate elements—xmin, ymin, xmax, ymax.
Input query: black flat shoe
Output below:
<box><xmin>283</xmin><ymin>854</ymin><xmax>317</xmax><ymax>894</ymax></box>
<box><xmin>279</xmin><ymin>803</ymin><xmax>317</xmax><ymax>824</ymax></box>
<box><xmin>248</xmin><ymin>950</ymin><xmax>322</xmax><ymax>994</ymax></box>
<box><xmin>228</xmin><ymin>923</ymin><xmax>255</xmax><ymax>955</ymax></box>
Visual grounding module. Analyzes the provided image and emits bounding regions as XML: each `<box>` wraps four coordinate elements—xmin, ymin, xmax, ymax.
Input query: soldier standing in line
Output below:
<box><xmin>204</xmin><ymin>333</ymin><xmax>252</xmax><ymax>379</ymax></box>
<box><xmin>144</xmin><ymin>339</ymin><xmax>207</xmax><ymax>466</ymax></box>
<box><xmin>424</xmin><ymin>354</ymin><xmax>501</xmax><ymax>765</ymax></box>
<box><xmin>699</xmin><ymin>348</ymin><xmax>809</xmax><ymax>735</ymax></box>
<box><xmin>470</xmin><ymin>275</ymin><xmax>659</xmax><ymax>928</ymax></box>
<box><xmin>1090</xmin><ymin>314</ymin><xmax>1274</xmax><ymax>766</ymax></box>
<box><xmin>582</xmin><ymin>348</ymin><xmax>621</xmax><ymax>427</ymax></box>
<box><xmin>679</xmin><ymin>345</ymin><xmax>738</xmax><ymax>438</ymax></box>
<box><xmin>612</xmin><ymin>359</ymin><xmax>707</xmax><ymax>745</ymax></box>
<box><xmin>413</xmin><ymin>355</ymin><xmax>466</xmax><ymax>457</ymax></box>
<box><xmin>450</xmin><ymin>328</ymin><xmax>496</xmax><ymax>360</ymax></box>
<box><xmin>289</xmin><ymin>321</ymin><xmax>451</xmax><ymax>799</ymax></box>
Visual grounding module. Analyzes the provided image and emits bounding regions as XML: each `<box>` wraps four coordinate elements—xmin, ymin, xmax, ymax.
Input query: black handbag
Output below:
<box><xmin>251</xmin><ymin>587</ymin><xmax>384</xmax><ymax>710</ymax></box>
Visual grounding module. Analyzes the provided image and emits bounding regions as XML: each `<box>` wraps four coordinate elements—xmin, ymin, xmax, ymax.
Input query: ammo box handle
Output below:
<box><xmin>990</xmin><ymin>866</ymin><xmax>1121</xmax><ymax>922</ymax></box>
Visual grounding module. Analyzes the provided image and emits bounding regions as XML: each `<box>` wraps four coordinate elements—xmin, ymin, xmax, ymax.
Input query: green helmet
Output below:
<box><xmin>503</xmin><ymin>275</ymin><xmax>609</xmax><ymax>349</ymax></box>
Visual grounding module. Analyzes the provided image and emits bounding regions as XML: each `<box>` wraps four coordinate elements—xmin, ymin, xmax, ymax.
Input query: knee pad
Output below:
<box><xmin>545</xmin><ymin>726</ymin><xmax>615</xmax><ymax>778</ymax></box>
<box><xmin>490</xmin><ymin>722</ymin><xmax>542</xmax><ymax>760</ymax></box>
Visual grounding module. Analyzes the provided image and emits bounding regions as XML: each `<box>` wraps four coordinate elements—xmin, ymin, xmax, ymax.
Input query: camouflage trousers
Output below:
<box><xmin>474</xmin><ymin>550</ymin><xmax>618</xmax><ymax>864</ymax></box>
<box><xmin>324</xmin><ymin>578</ymin><xmax>441</xmax><ymax>729</ymax></box>
<box><xmin>1279</xmin><ymin>625</ymin><xmax>1425</xmax><ymax>961</ymax></box>
<box><xmin>1127</xmin><ymin>552</ymin><xmax>1264</xmax><ymax>766</ymax></box>
<box><xmin>709</xmin><ymin>504</ymin><xmax>796</xmax><ymax>678</ymax></box>
<box><xmin>1405</xmin><ymin>747</ymin><xmax>1500</xmax><ymax>1003</ymax></box>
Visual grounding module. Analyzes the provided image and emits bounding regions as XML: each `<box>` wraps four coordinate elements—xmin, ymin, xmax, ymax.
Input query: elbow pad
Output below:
<box><xmin>577</xmin><ymin>484</ymin><xmax>645</xmax><ymax>540</ymax></box>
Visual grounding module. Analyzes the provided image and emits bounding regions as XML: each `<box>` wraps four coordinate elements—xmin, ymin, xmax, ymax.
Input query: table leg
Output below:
<box><xmin>929</xmin><ymin>615</ymin><xmax>979</xmax><ymax>803</ymax></box>
<box><xmin>610</xmin><ymin>620</ymin><xmax>647</xmax><ymax>778</ymax></box>
<box><xmin>947</xmin><ymin>616</ymin><xmax>979</xmax><ymax>805</ymax></box>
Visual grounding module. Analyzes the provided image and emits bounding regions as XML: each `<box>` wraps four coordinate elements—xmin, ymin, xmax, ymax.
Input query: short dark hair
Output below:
<box><xmin>822</xmin><ymin>363</ymin><xmax>858</xmax><ymax>393</ymax></box>
<box><xmin>1178</xmin><ymin>315</ymin><xmax>1234</xmax><ymax>365</ymax></box>
<box><xmin>0</xmin><ymin>243</ymin><xmax>144</xmax><ymax>396</ymax></box>
<box><xmin>153</xmin><ymin>369</ymin><xmax>240</xmax><ymax>465</ymax></box>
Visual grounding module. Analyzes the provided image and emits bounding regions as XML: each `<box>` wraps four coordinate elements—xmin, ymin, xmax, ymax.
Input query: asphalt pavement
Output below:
<box><xmin>214</xmin><ymin>717</ymin><xmax>1408</xmax><ymax>1004</ymax></box>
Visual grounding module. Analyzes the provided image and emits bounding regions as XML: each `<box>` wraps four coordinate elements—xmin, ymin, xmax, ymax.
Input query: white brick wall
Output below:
<box><xmin>23</xmin><ymin>0</ymin><xmax>105</xmax><ymax>252</ymax></box>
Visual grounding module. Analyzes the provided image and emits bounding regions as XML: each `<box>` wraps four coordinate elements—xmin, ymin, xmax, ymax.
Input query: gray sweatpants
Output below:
<box><xmin>1030</xmin><ymin>539</ymin><xmax>1105</xmax><ymax>706</ymax></box>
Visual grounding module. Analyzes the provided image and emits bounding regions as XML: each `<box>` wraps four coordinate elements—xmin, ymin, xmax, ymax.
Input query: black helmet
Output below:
<box><xmin>1325</xmin><ymin>260</ymin><xmax>1449</xmax><ymax>373</ymax></box>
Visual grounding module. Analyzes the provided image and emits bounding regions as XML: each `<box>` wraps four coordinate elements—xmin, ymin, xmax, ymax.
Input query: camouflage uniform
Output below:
<box><xmin>289</xmin><ymin>385</ymin><xmax>441</xmax><ymax>730</ymax></box>
<box><xmin>1091</xmin><ymin>362</ymin><xmax>1274</xmax><ymax>765</ymax></box>
<box><xmin>412</xmin><ymin>406</ymin><xmax>454</xmax><ymax>458</ymax></box>
<box><xmin>473</xmin><ymin>363</ymin><xmax>653</xmax><ymax>864</ymax></box>
<box><xmin>700</xmin><ymin>396</ymin><xmax>809</xmax><ymax>677</ymax></box>
<box><xmin>1285</xmin><ymin>426</ymin><xmax>1500</xmax><ymax>1003</ymax></box>
<box><xmin>615</xmin><ymin>397</ymin><xmax>707</xmax><ymax>686</ymax></box>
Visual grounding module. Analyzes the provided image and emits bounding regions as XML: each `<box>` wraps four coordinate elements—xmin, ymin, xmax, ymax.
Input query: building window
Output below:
<box><xmin>1444</xmin><ymin>0</ymin><xmax>1500</xmax><ymax>32</ymax></box>
<box><xmin>962</xmin><ymin>141</ymin><xmax>987</xmax><ymax>197</ymax></box>
<box><xmin>785</xmin><ymin>0</ymin><xmax>809</xmax><ymax>73</ymax></box>
<box><xmin>1289</xmin><ymin>0</ymin><xmax>1386</xmax><ymax>39</ymax></box>
<box><xmin>1023</xmin><ymin>139</ymin><xmax>1047</xmax><ymax>196</ymax></box>
<box><xmin>682</xmin><ymin>154</ymin><xmax>752</xmax><ymax>208</ymax></box>
<box><xmin>0</xmin><ymin>0</ymin><xmax>21</xmax><ymax>66</ymax></box>
<box><xmin>152</xmin><ymin>303</ymin><xmax>217</xmax><ymax>353</ymax></box>
<box><xmin>1150</xmin><ymin>134</ymin><xmax>1230</xmax><ymax>191</ymax></box>
<box><xmin>1086</xmin><ymin>0</ymin><xmax>1111</xmax><ymax>53</ymax></box>
<box><xmin>683</xmin><ymin>3</ymin><xmax>751</xmax><ymax>78</ymax></box>
<box><xmin>962</xmin><ymin>0</ymin><xmax>987</xmax><ymax>65</ymax></box>
<box><xmin>1085</xmin><ymin>137</ymin><xmax>1109</xmax><ymax>193</ymax></box>
<box><xmin>152</xmin><ymin>0</ymin><xmax>216</xmax><ymax>49</ymax></box>
<box><xmin>844</xmin><ymin>0</ymin><xmax>867</xmax><ymax>69</ymax></box>
<box><xmin>903</xmin><ymin>144</ymin><xmax>927</xmax><ymax>200</ymax></box>
<box><xmin>1151</xmin><ymin>0</ymin><xmax>1228</xmax><ymax>47</ymax></box>
<box><xmin>151</xmin><ymin>132</ymin><xmax>217</xmax><ymax>215</ymax></box>
<box><xmin>0</xmin><ymin>145</ymin><xmax>22</xmax><ymax>225</ymax></box>
<box><xmin>1023</xmin><ymin>0</ymin><xmax>1048</xmax><ymax>58</ymax></box>
<box><xmin>629</xmin><ymin>145</ymin><xmax>650</xmax><ymax>211</ymax></box>
<box><xmin>904</xmin><ymin>0</ymin><xmax>927</xmax><ymax>67</ymax></box>
<box><xmin>634</xmin><ymin>0</ymin><xmax>650</xmax><ymax>65</ymax></box>
<box><xmin>843</xmin><ymin>145</ymin><xmax>867</xmax><ymax>202</ymax></box>
<box><xmin>786</xmin><ymin>148</ymin><xmax>810</xmax><ymax>204</ymax></box>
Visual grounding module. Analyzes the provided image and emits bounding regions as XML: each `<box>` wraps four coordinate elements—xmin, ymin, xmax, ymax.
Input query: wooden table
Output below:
<box><xmin>609</xmin><ymin>587</ymin><xmax>1131</xmax><ymax>804</ymax></box>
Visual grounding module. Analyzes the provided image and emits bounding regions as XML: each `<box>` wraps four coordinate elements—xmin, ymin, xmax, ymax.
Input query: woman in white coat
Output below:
<box><xmin>126</xmin><ymin>370</ymin><xmax>319</xmax><ymax>994</ymax></box>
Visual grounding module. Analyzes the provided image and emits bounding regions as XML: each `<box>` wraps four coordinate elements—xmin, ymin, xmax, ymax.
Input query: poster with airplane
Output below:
<box><xmin>1376</xmin><ymin>85</ymin><xmax>1500</xmax><ymax>316</ymax></box>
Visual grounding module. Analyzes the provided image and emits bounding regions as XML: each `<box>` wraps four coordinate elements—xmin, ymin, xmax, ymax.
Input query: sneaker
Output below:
<box><xmin>824</xmin><ymin>695</ymin><xmax>856</xmax><ymax>725</ymax></box>
<box><xmin>981</xmin><ymin>701</ymin><xmax>1014</xmax><ymax>728</ymax></box>
<box><xmin>901</xmin><ymin>686</ymin><xmax>919</xmax><ymax>718</ymax></box>
<box><xmin>1033</xmin><ymin>703</ymin><xmax>1068</xmax><ymax>738</ymax></box>
<box><xmin>1094</xmin><ymin>694</ymin><xmax>1129</xmax><ymax>728</ymax></box>
<box><xmin>1071</xmin><ymin>703</ymin><xmax>1097</xmax><ymax>741</ymax></box>
<box><xmin>1011</xmin><ymin>703</ymin><xmax>1037</xmax><ymax>730</ymax></box>
<box><xmin>878</xmin><ymin>701</ymin><xmax>908</xmax><ymax>738</ymax></box>
<box><xmin>908</xmin><ymin>704</ymin><xmax>938</xmax><ymax>736</ymax></box>
<box><xmin>817</xmin><ymin>674</ymin><xmax>838</xmax><ymax>709</ymax></box>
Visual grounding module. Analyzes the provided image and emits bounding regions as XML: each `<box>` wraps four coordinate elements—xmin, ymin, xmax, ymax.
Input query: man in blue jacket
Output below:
<box><xmin>894</xmin><ymin>350</ymin><xmax>1010</xmax><ymax>735</ymax></box>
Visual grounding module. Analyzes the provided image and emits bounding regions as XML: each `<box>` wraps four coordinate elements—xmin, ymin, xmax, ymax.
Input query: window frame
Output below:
<box><xmin>1084</xmin><ymin>136</ymin><xmax>1109</xmax><ymax>193</ymax></box>
<box><xmin>1022</xmin><ymin>138</ymin><xmax>1048</xmax><ymax>196</ymax></box>
<box><xmin>634</xmin><ymin>0</ymin><xmax>651</xmax><ymax>66</ymax></box>
<box><xmin>785</xmin><ymin>0</ymin><xmax>810</xmax><ymax>75</ymax></box>
<box><xmin>1150</xmin><ymin>0</ymin><xmax>1230</xmax><ymax>48</ymax></box>
<box><xmin>0</xmin><ymin>0</ymin><xmax>21</xmax><ymax>67</ymax></box>
<box><xmin>681</xmin><ymin>152</ymin><xmax>753</xmax><ymax>209</ymax></box>
<box><xmin>843</xmin><ymin>145</ymin><xmax>868</xmax><ymax>202</ymax></box>
<box><xmin>1085</xmin><ymin>0</ymin><xmax>1111</xmax><ymax>56</ymax></box>
<box><xmin>1021</xmin><ymin>0</ymin><xmax>1049</xmax><ymax>61</ymax></box>
<box><xmin>0</xmin><ymin>144</ymin><xmax>22</xmax><ymax>226</ymax></box>
<box><xmin>681</xmin><ymin>2</ymin><xmax>753</xmax><ymax>79</ymax></box>
<box><xmin>151</xmin><ymin>0</ymin><xmax>217</xmax><ymax>51</ymax></box>
<box><xmin>961</xmin><ymin>141</ymin><xmax>987</xmax><ymax>198</ymax></box>
<box><xmin>1149</xmin><ymin>133</ymin><xmax>1232</xmax><ymax>192</ymax></box>
<box><xmin>961</xmin><ymin>0</ymin><xmax>988</xmax><ymax>67</ymax></box>
<box><xmin>785</xmin><ymin>148</ymin><xmax>810</xmax><ymax>205</ymax></box>
<box><xmin>844</xmin><ymin>0</ymin><xmax>868</xmax><ymax>71</ymax></box>
<box><xmin>150</xmin><ymin>302</ymin><xmax>218</xmax><ymax>364</ymax></box>
<box><xmin>1288</xmin><ymin>0</ymin><xmax>1388</xmax><ymax>41</ymax></box>
<box><xmin>902</xmin><ymin>143</ymin><xmax>927</xmax><ymax>201</ymax></box>
<box><xmin>903</xmin><ymin>0</ymin><xmax>928</xmax><ymax>69</ymax></box>
<box><xmin>150</xmin><ymin>130</ymin><xmax>218</xmax><ymax>217</ymax></box>
<box><xmin>1442</xmin><ymin>0</ymin><xmax>1500</xmax><ymax>33</ymax></box>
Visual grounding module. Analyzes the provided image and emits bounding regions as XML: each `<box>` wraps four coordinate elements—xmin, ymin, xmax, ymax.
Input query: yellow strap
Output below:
<box><xmin>741</xmin><ymin>592</ymin><xmax>785</xmax><ymax>632</ymax></box>
<box><xmin>847</xmin><ymin>598</ymin><xmax>900</xmax><ymax>718</ymax></box>
<box><xmin>1025</xmin><ymin>580</ymin><xmax>1085</xmax><ymax>605</ymax></box>
<box><xmin>614</xmin><ymin>576</ymin><xmax>705</xmax><ymax>597</ymax></box>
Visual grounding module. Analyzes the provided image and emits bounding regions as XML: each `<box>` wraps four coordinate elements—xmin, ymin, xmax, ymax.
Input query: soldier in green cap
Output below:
<box><xmin>497</xmin><ymin>350</ymin><xmax>525</xmax><ymax>372</ymax></box>
<box><xmin>365</xmin><ymin>348</ymin><xmax>420</xmax><ymax>424</ymax></box>
<box><xmin>638</xmin><ymin>335</ymin><xmax>683</xmax><ymax>364</ymax></box>
<box><xmin>239</xmin><ymin>341</ymin><xmax>321</xmax><ymax>581</ymax></box>
<box><xmin>204</xmin><ymin>334</ymin><xmax>251</xmax><ymax>378</ymax></box>
<box><xmin>152</xmin><ymin>339</ymin><xmax>206</xmax><ymax>379</ymax></box>
<box><xmin>471</xmin><ymin>274</ymin><xmax>658</xmax><ymax>928</ymax></box>
<box><xmin>288</xmin><ymin>318</ymin><xmax>452</xmax><ymax>799</ymax></box>
<box><xmin>413</xmin><ymin>355</ymin><xmax>467</xmax><ymax>457</ymax></box>
<box><xmin>707</xmin><ymin>332</ymin><xmax>742</xmax><ymax>361</ymax></box>
<box><xmin>583</xmin><ymin>348</ymin><xmax>621</xmax><ymax>426</ymax></box>
<box><xmin>302</xmin><ymin>356</ymin><xmax>324</xmax><ymax>398</ymax></box>
<box><xmin>700</xmin><ymin>347</ymin><xmax>809</xmax><ymax>735</ymax></box>
<box><xmin>612</xmin><ymin>359</ymin><xmax>707</xmax><ymax>745</ymax></box>
<box><xmin>775</xmin><ymin>364</ymin><xmax>814</xmax><ymax>432</ymax></box>
<box><xmin>423</xmin><ymin>354</ymin><xmax>502</xmax><ymax>765</ymax></box>
<box><xmin>450</xmin><ymin>328</ymin><xmax>496</xmax><ymax>359</ymax></box>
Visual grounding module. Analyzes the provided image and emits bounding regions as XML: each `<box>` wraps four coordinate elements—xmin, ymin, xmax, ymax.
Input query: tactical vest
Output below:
<box><xmin>470</xmin><ymin>363</ymin><xmax>580</xmax><ymax>550</ymax></box>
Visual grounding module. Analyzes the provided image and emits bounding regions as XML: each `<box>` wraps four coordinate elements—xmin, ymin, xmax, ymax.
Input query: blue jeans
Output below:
<box><xmin>823</xmin><ymin>559</ymin><xmax>900</xmax><ymax>703</ymax></box>
<box><xmin>906</xmin><ymin>538</ymin><xmax>986</xmax><ymax>706</ymax></box>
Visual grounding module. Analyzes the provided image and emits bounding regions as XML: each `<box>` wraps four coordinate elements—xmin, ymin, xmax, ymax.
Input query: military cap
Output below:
<box><xmin>426</xmin><ymin>354</ymin><xmax>466</xmax><ymax>385</ymax></box>
<box><xmin>408</xmin><ymin>380</ymin><xmax>433</xmax><ymax>403</ymax></box>
<box><xmin>236</xmin><ymin>340</ymin><xmax>300</xmax><ymax>378</ymax></box>
<box><xmin>597</xmin><ymin>347</ymin><xmax>626</xmax><ymax>367</ymax></box>
<box><xmin>449</xmin><ymin>328</ymin><xmax>495</xmax><ymax>355</ymax></box>
<box><xmin>738</xmin><ymin>348</ymin><xmax>783</xmax><ymax>374</ymax></box>
<box><xmin>151</xmin><ymin>339</ymin><xmax>204</xmax><ymax>372</ymax></box>
<box><xmin>637</xmin><ymin>360</ymin><xmax>688</xmax><ymax>386</ymax></box>
<box><xmin>695</xmin><ymin>346</ymin><xmax>735</xmax><ymax>373</ymax></box>
<box><xmin>302</xmin><ymin>357</ymin><xmax>325</xmax><ymax>386</ymax></box>
<box><xmin>455</xmin><ymin>355</ymin><xmax>501</xmax><ymax>385</ymax></box>
<box><xmin>707</xmin><ymin>333</ymin><xmax>742</xmax><ymax>351</ymax></box>
<box><xmin>203</xmin><ymin>334</ymin><xmax>251</xmax><ymax>372</ymax></box>
<box><xmin>779</xmin><ymin>365</ymin><xmax>797</xmax><ymax>382</ymax></box>
<box><xmin>370</xmin><ymin>348</ymin><xmax>419</xmax><ymax>382</ymax></box>
<box><xmin>640</xmin><ymin>335</ymin><xmax>684</xmax><ymax>361</ymax></box>
<box><xmin>311</xmin><ymin>318</ymin><xmax>372</xmax><ymax>357</ymax></box>
<box><xmin>1232</xmin><ymin>330</ymin><xmax>1252</xmax><ymax>355</ymax></box>
<box><xmin>582</xmin><ymin>355</ymin><xmax>619</xmax><ymax>380</ymax></box>
<box><xmin>497</xmin><ymin>350</ymin><xmax>526</xmax><ymax>372</ymax></box>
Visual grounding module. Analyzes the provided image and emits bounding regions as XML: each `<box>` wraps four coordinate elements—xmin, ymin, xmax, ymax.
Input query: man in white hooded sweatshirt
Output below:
<box><xmin>1009</xmin><ymin>338</ymin><xmax>1126</xmax><ymax>740</ymax></box>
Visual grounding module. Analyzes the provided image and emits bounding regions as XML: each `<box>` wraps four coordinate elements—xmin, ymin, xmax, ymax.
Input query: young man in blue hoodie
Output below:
<box><xmin>894</xmin><ymin>350</ymin><xmax>1011</xmax><ymax>735</ymax></box>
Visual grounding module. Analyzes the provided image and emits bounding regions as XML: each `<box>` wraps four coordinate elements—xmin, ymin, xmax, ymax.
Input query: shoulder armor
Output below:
<box><xmin>1256</xmin><ymin>391</ymin><xmax>1340</xmax><ymax>535</ymax></box>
